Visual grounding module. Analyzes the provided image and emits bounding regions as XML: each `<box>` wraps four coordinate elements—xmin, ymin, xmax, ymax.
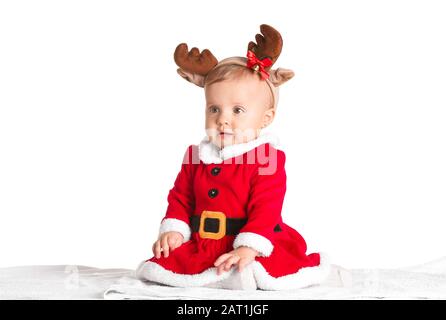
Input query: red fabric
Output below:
<box><xmin>148</xmin><ymin>143</ymin><xmax>321</xmax><ymax>278</ymax></box>
<box><xmin>246</xmin><ymin>50</ymin><xmax>272</xmax><ymax>80</ymax></box>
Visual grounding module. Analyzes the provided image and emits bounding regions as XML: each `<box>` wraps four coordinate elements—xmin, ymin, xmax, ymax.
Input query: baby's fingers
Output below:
<box><xmin>154</xmin><ymin>240</ymin><xmax>162</xmax><ymax>259</ymax></box>
<box><xmin>161</xmin><ymin>236</ymin><xmax>170</xmax><ymax>258</ymax></box>
<box><xmin>214</xmin><ymin>253</ymin><xmax>231</xmax><ymax>267</ymax></box>
<box><xmin>173</xmin><ymin>238</ymin><xmax>183</xmax><ymax>249</ymax></box>
<box><xmin>167</xmin><ymin>238</ymin><xmax>176</xmax><ymax>249</ymax></box>
<box><xmin>168</xmin><ymin>237</ymin><xmax>182</xmax><ymax>250</ymax></box>
<box><xmin>217</xmin><ymin>261</ymin><xmax>229</xmax><ymax>276</ymax></box>
<box><xmin>237</xmin><ymin>257</ymin><xmax>251</xmax><ymax>273</ymax></box>
<box><xmin>216</xmin><ymin>255</ymin><xmax>239</xmax><ymax>275</ymax></box>
<box><xmin>224</xmin><ymin>256</ymin><xmax>240</xmax><ymax>271</ymax></box>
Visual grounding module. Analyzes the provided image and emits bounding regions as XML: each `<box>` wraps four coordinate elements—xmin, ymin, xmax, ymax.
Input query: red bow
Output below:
<box><xmin>246</xmin><ymin>50</ymin><xmax>272</xmax><ymax>80</ymax></box>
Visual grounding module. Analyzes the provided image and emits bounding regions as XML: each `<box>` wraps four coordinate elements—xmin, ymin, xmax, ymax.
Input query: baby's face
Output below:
<box><xmin>204</xmin><ymin>75</ymin><xmax>274</xmax><ymax>149</ymax></box>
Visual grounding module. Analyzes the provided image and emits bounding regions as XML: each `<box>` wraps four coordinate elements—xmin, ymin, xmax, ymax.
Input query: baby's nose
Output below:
<box><xmin>217</xmin><ymin>116</ymin><xmax>230</xmax><ymax>126</ymax></box>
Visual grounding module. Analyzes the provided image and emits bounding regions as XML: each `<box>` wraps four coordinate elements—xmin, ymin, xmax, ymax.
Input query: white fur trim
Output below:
<box><xmin>159</xmin><ymin>218</ymin><xmax>191</xmax><ymax>242</ymax></box>
<box><xmin>251</xmin><ymin>253</ymin><xmax>332</xmax><ymax>290</ymax></box>
<box><xmin>233</xmin><ymin>232</ymin><xmax>274</xmax><ymax>257</ymax></box>
<box><xmin>204</xmin><ymin>265</ymin><xmax>258</xmax><ymax>290</ymax></box>
<box><xmin>136</xmin><ymin>260</ymin><xmax>234</xmax><ymax>287</ymax></box>
<box><xmin>135</xmin><ymin>253</ymin><xmax>331</xmax><ymax>290</ymax></box>
<box><xmin>198</xmin><ymin>133</ymin><xmax>280</xmax><ymax>164</ymax></box>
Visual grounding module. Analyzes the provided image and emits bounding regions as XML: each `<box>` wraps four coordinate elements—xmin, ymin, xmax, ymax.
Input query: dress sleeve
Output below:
<box><xmin>158</xmin><ymin>145</ymin><xmax>197</xmax><ymax>241</ymax></box>
<box><xmin>233</xmin><ymin>148</ymin><xmax>286</xmax><ymax>256</ymax></box>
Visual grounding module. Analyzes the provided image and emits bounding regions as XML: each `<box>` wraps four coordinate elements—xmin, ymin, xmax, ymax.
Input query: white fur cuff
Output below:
<box><xmin>233</xmin><ymin>232</ymin><xmax>274</xmax><ymax>257</ymax></box>
<box><xmin>159</xmin><ymin>218</ymin><xmax>191</xmax><ymax>242</ymax></box>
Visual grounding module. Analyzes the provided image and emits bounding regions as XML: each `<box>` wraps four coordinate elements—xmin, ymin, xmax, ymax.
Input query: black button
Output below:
<box><xmin>211</xmin><ymin>167</ymin><xmax>221</xmax><ymax>176</ymax></box>
<box><xmin>208</xmin><ymin>188</ymin><xmax>219</xmax><ymax>198</ymax></box>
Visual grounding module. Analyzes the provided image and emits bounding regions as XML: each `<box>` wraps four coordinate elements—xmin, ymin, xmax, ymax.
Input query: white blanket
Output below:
<box><xmin>0</xmin><ymin>265</ymin><xmax>132</xmax><ymax>300</ymax></box>
<box><xmin>1</xmin><ymin>258</ymin><xmax>446</xmax><ymax>300</ymax></box>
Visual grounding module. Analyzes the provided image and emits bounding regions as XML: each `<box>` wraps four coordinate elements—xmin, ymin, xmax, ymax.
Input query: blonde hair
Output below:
<box><xmin>204</xmin><ymin>64</ymin><xmax>274</xmax><ymax>109</ymax></box>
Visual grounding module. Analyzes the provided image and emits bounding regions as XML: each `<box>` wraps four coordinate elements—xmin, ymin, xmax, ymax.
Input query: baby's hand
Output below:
<box><xmin>152</xmin><ymin>231</ymin><xmax>183</xmax><ymax>259</ymax></box>
<box><xmin>214</xmin><ymin>247</ymin><xmax>258</xmax><ymax>275</ymax></box>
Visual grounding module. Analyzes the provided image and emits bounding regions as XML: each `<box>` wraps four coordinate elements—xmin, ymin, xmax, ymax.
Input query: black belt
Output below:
<box><xmin>190</xmin><ymin>215</ymin><xmax>247</xmax><ymax>236</ymax></box>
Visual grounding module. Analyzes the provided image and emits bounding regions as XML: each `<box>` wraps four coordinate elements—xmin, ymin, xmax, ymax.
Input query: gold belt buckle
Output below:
<box><xmin>199</xmin><ymin>210</ymin><xmax>226</xmax><ymax>240</ymax></box>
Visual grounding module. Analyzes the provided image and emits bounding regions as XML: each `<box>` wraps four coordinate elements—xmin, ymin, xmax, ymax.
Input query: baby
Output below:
<box><xmin>136</xmin><ymin>24</ymin><xmax>330</xmax><ymax>290</ymax></box>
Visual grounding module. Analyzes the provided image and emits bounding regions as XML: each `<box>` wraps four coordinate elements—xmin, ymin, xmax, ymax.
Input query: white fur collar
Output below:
<box><xmin>198</xmin><ymin>133</ymin><xmax>280</xmax><ymax>164</ymax></box>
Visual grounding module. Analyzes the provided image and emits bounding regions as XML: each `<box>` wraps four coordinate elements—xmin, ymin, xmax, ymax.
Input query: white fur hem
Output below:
<box><xmin>136</xmin><ymin>260</ymin><xmax>234</xmax><ymax>287</ymax></box>
<box><xmin>159</xmin><ymin>218</ymin><xmax>191</xmax><ymax>242</ymax></box>
<box><xmin>198</xmin><ymin>133</ymin><xmax>280</xmax><ymax>164</ymax></box>
<box><xmin>135</xmin><ymin>253</ymin><xmax>331</xmax><ymax>290</ymax></box>
<box><xmin>251</xmin><ymin>253</ymin><xmax>331</xmax><ymax>290</ymax></box>
<box><xmin>233</xmin><ymin>232</ymin><xmax>274</xmax><ymax>257</ymax></box>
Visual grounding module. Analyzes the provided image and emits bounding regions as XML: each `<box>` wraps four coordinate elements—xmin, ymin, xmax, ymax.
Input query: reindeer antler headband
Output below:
<box><xmin>173</xmin><ymin>24</ymin><xmax>295</xmax><ymax>109</ymax></box>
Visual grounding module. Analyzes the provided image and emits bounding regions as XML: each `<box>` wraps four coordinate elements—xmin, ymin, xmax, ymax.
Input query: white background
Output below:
<box><xmin>1</xmin><ymin>0</ymin><xmax>445</xmax><ymax>270</ymax></box>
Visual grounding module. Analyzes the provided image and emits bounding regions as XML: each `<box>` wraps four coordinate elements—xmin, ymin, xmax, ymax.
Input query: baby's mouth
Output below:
<box><xmin>219</xmin><ymin>131</ymin><xmax>234</xmax><ymax>138</ymax></box>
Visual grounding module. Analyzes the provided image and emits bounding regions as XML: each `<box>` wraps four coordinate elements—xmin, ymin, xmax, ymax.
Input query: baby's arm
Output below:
<box><xmin>214</xmin><ymin>246</ymin><xmax>259</xmax><ymax>275</ymax></box>
<box><xmin>152</xmin><ymin>146</ymin><xmax>197</xmax><ymax>258</ymax></box>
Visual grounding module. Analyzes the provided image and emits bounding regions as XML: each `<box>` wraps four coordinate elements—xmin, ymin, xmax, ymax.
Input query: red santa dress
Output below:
<box><xmin>136</xmin><ymin>134</ymin><xmax>330</xmax><ymax>290</ymax></box>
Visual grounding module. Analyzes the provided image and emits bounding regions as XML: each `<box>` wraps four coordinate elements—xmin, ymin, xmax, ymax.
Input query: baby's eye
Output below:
<box><xmin>233</xmin><ymin>106</ymin><xmax>245</xmax><ymax>114</ymax></box>
<box><xmin>208</xmin><ymin>106</ymin><xmax>219</xmax><ymax>113</ymax></box>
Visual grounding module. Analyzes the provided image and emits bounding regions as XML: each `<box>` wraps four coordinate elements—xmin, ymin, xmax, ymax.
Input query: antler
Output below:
<box><xmin>174</xmin><ymin>43</ymin><xmax>218</xmax><ymax>76</ymax></box>
<box><xmin>247</xmin><ymin>24</ymin><xmax>283</xmax><ymax>70</ymax></box>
